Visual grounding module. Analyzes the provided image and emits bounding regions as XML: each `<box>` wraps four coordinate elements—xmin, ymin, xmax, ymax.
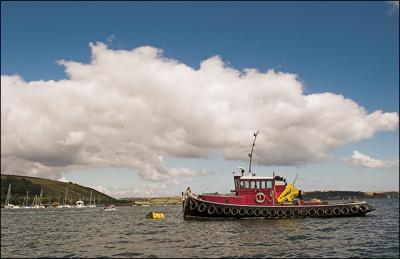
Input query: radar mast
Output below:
<box><xmin>248</xmin><ymin>131</ymin><xmax>259</xmax><ymax>175</ymax></box>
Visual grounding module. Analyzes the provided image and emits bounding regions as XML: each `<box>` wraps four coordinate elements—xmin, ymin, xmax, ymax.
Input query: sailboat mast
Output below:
<box><xmin>6</xmin><ymin>184</ymin><xmax>11</xmax><ymax>205</ymax></box>
<box><xmin>64</xmin><ymin>187</ymin><xmax>68</xmax><ymax>205</ymax></box>
<box><xmin>38</xmin><ymin>189</ymin><xmax>42</xmax><ymax>205</ymax></box>
<box><xmin>248</xmin><ymin>131</ymin><xmax>259</xmax><ymax>175</ymax></box>
<box><xmin>26</xmin><ymin>191</ymin><xmax>29</xmax><ymax>206</ymax></box>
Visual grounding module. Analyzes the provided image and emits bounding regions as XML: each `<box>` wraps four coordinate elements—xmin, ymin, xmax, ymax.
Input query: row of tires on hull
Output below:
<box><xmin>187</xmin><ymin>199</ymin><xmax>368</xmax><ymax>218</ymax></box>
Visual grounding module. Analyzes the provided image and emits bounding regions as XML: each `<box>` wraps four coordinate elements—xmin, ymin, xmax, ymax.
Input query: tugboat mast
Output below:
<box><xmin>248</xmin><ymin>131</ymin><xmax>259</xmax><ymax>175</ymax></box>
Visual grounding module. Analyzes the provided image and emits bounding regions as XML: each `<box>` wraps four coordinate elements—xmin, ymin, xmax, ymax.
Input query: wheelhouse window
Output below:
<box><xmin>240</xmin><ymin>180</ymin><xmax>268</xmax><ymax>189</ymax></box>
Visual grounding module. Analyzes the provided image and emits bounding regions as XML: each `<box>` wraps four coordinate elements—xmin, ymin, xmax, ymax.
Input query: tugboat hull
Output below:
<box><xmin>183</xmin><ymin>194</ymin><xmax>374</xmax><ymax>219</ymax></box>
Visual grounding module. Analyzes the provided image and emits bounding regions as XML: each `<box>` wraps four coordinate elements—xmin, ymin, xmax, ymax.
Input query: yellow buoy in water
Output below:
<box><xmin>146</xmin><ymin>211</ymin><xmax>165</xmax><ymax>219</ymax></box>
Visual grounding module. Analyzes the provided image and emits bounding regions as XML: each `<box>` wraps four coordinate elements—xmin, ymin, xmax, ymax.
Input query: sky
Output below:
<box><xmin>1</xmin><ymin>2</ymin><xmax>399</xmax><ymax>198</ymax></box>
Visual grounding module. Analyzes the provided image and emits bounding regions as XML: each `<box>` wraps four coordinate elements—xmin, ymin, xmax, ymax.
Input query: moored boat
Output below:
<box><xmin>182</xmin><ymin>132</ymin><xmax>374</xmax><ymax>219</ymax></box>
<box><xmin>75</xmin><ymin>199</ymin><xmax>85</xmax><ymax>208</ymax></box>
<box><xmin>56</xmin><ymin>187</ymin><xmax>71</xmax><ymax>208</ymax></box>
<box><xmin>87</xmin><ymin>190</ymin><xmax>96</xmax><ymax>208</ymax></box>
<box><xmin>4</xmin><ymin>184</ymin><xmax>21</xmax><ymax>209</ymax></box>
<box><xmin>102</xmin><ymin>204</ymin><xmax>117</xmax><ymax>211</ymax></box>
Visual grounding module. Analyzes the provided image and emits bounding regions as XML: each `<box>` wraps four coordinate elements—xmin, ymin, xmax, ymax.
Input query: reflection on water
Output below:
<box><xmin>1</xmin><ymin>198</ymin><xmax>399</xmax><ymax>258</ymax></box>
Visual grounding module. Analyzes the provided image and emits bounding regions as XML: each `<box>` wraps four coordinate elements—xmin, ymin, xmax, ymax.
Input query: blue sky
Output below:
<box><xmin>1</xmin><ymin>2</ymin><xmax>399</xmax><ymax>197</ymax></box>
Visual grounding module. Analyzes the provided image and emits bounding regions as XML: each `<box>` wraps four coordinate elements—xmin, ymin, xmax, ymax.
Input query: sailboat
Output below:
<box><xmin>32</xmin><ymin>195</ymin><xmax>38</xmax><ymax>208</ymax></box>
<box><xmin>87</xmin><ymin>190</ymin><xmax>96</xmax><ymax>208</ymax></box>
<box><xmin>22</xmin><ymin>191</ymin><xmax>32</xmax><ymax>209</ymax></box>
<box><xmin>32</xmin><ymin>190</ymin><xmax>45</xmax><ymax>208</ymax></box>
<box><xmin>38</xmin><ymin>189</ymin><xmax>45</xmax><ymax>208</ymax></box>
<box><xmin>58</xmin><ymin>187</ymin><xmax>71</xmax><ymax>208</ymax></box>
<box><xmin>4</xmin><ymin>184</ymin><xmax>21</xmax><ymax>209</ymax></box>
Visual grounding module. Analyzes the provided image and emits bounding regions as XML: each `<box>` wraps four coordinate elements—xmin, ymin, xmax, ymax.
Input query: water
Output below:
<box><xmin>1</xmin><ymin>198</ymin><xmax>398</xmax><ymax>258</ymax></box>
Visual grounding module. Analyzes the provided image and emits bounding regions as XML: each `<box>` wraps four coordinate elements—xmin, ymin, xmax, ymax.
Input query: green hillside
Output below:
<box><xmin>1</xmin><ymin>174</ymin><xmax>117</xmax><ymax>207</ymax></box>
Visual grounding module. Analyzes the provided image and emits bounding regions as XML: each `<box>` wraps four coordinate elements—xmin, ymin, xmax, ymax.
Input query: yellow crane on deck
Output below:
<box><xmin>277</xmin><ymin>175</ymin><xmax>301</xmax><ymax>204</ymax></box>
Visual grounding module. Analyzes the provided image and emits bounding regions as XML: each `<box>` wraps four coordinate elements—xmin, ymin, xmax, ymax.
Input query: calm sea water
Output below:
<box><xmin>1</xmin><ymin>198</ymin><xmax>399</xmax><ymax>258</ymax></box>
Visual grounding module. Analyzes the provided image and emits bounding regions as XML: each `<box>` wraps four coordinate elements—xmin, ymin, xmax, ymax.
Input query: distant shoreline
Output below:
<box><xmin>2</xmin><ymin>174</ymin><xmax>398</xmax><ymax>206</ymax></box>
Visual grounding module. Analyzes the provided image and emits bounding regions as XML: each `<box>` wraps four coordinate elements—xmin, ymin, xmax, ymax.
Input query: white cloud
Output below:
<box><xmin>90</xmin><ymin>182</ymin><xmax>180</xmax><ymax>198</ymax></box>
<box><xmin>346</xmin><ymin>150</ymin><xmax>399</xmax><ymax>169</ymax></box>
<box><xmin>90</xmin><ymin>185</ymin><xmax>112</xmax><ymax>196</ymax></box>
<box><xmin>58</xmin><ymin>176</ymin><xmax>69</xmax><ymax>183</ymax></box>
<box><xmin>1</xmin><ymin>42</ymin><xmax>398</xmax><ymax>181</ymax></box>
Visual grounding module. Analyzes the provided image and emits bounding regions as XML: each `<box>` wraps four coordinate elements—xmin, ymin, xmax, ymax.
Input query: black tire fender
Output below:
<box><xmin>224</xmin><ymin>206</ymin><xmax>232</xmax><ymax>215</ymax></box>
<box><xmin>333</xmin><ymin>207</ymin><xmax>341</xmax><ymax>216</ymax></box>
<box><xmin>207</xmin><ymin>205</ymin><xmax>216</xmax><ymax>215</ymax></box>
<box><xmin>231</xmin><ymin>207</ymin><xmax>239</xmax><ymax>216</ymax></box>
<box><xmin>198</xmin><ymin>203</ymin><xmax>207</xmax><ymax>213</ymax></box>
<box><xmin>324</xmin><ymin>208</ymin><xmax>332</xmax><ymax>216</ymax></box>
<box><xmin>189</xmin><ymin>200</ymin><xmax>198</xmax><ymax>211</ymax></box>
<box><xmin>350</xmin><ymin>206</ymin><xmax>358</xmax><ymax>214</ymax></box>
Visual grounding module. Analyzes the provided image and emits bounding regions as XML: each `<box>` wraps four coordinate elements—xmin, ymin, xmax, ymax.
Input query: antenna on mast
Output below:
<box><xmin>293</xmin><ymin>174</ymin><xmax>298</xmax><ymax>185</ymax></box>
<box><xmin>248</xmin><ymin>131</ymin><xmax>259</xmax><ymax>176</ymax></box>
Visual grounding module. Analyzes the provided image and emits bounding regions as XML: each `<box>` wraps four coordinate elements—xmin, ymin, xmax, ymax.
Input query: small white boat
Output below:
<box><xmin>56</xmin><ymin>204</ymin><xmax>72</xmax><ymax>208</ymax></box>
<box><xmin>102</xmin><ymin>205</ymin><xmax>117</xmax><ymax>211</ymax></box>
<box><xmin>32</xmin><ymin>205</ymin><xmax>46</xmax><ymax>209</ymax></box>
<box><xmin>75</xmin><ymin>199</ymin><xmax>85</xmax><ymax>208</ymax></box>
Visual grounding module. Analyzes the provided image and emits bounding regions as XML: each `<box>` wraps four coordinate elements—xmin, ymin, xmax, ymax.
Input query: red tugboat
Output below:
<box><xmin>182</xmin><ymin>132</ymin><xmax>374</xmax><ymax>219</ymax></box>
